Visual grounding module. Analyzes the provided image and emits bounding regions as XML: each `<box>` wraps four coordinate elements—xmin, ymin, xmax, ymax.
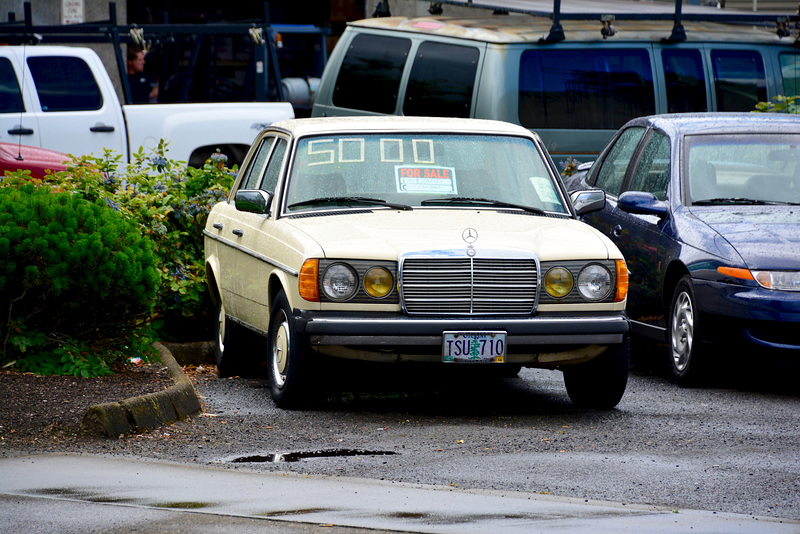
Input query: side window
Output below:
<box><xmin>27</xmin><ymin>56</ymin><xmax>103</xmax><ymax>111</ymax></box>
<box><xmin>591</xmin><ymin>126</ymin><xmax>646</xmax><ymax>197</ymax></box>
<box><xmin>238</xmin><ymin>136</ymin><xmax>275</xmax><ymax>190</ymax></box>
<box><xmin>403</xmin><ymin>41</ymin><xmax>479</xmax><ymax>118</ymax></box>
<box><xmin>627</xmin><ymin>131</ymin><xmax>670</xmax><ymax>201</ymax></box>
<box><xmin>519</xmin><ymin>49</ymin><xmax>655</xmax><ymax>130</ymax></box>
<box><xmin>332</xmin><ymin>33</ymin><xmax>411</xmax><ymax>114</ymax></box>
<box><xmin>261</xmin><ymin>138</ymin><xmax>287</xmax><ymax>193</ymax></box>
<box><xmin>0</xmin><ymin>58</ymin><xmax>24</xmax><ymax>113</ymax></box>
<box><xmin>779</xmin><ymin>52</ymin><xmax>800</xmax><ymax>96</ymax></box>
<box><xmin>710</xmin><ymin>50</ymin><xmax>766</xmax><ymax>111</ymax></box>
<box><xmin>662</xmin><ymin>49</ymin><xmax>707</xmax><ymax>113</ymax></box>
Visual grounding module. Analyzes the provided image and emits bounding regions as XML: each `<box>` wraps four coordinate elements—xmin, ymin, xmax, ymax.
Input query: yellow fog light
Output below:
<box><xmin>364</xmin><ymin>267</ymin><xmax>394</xmax><ymax>298</ymax></box>
<box><xmin>544</xmin><ymin>267</ymin><xmax>573</xmax><ymax>298</ymax></box>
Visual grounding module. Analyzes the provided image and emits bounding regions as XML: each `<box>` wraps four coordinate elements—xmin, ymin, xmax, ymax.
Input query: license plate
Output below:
<box><xmin>442</xmin><ymin>331</ymin><xmax>506</xmax><ymax>363</ymax></box>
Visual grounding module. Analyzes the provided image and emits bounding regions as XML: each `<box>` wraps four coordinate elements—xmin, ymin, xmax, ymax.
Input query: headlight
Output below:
<box><xmin>322</xmin><ymin>263</ymin><xmax>358</xmax><ymax>301</ymax></box>
<box><xmin>752</xmin><ymin>270</ymin><xmax>800</xmax><ymax>291</ymax></box>
<box><xmin>363</xmin><ymin>266</ymin><xmax>394</xmax><ymax>298</ymax></box>
<box><xmin>544</xmin><ymin>267</ymin><xmax>573</xmax><ymax>298</ymax></box>
<box><xmin>577</xmin><ymin>263</ymin><xmax>612</xmax><ymax>301</ymax></box>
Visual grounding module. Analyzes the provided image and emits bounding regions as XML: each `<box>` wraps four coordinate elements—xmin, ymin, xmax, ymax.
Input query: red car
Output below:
<box><xmin>0</xmin><ymin>142</ymin><xmax>70</xmax><ymax>179</ymax></box>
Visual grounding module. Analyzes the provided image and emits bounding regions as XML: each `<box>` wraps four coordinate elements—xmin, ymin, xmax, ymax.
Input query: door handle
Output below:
<box><xmin>232</xmin><ymin>229</ymin><xmax>244</xmax><ymax>237</ymax></box>
<box><xmin>212</xmin><ymin>223</ymin><xmax>223</xmax><ymax>230</ymax></box>
<box><xmin>90</xmin><ymin>124</ymin><xmax>115</xmax><ymax>132</ymax></box>
<box><xmin>612</xmin><ymin>225</ymin><xmax>623</xmax><ymax>238</ymax></box>
<box><xmin>8</xmin><ymin>127</ymin><xmax>34</xmax><ymax>136</ymax></box>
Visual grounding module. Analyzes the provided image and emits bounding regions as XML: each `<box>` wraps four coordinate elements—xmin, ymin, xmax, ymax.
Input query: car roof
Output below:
<box><xmin>349</xmin><ymin>14</ymin><xmax>791</xmax><ymax>44</ymax></box>
<box><xmin>629</xmin><ymin>112</ymin><xmax>800</xmax><ymax>136</ymax></box>
<box><xmin>270</xmin><ymin>116</ymin><xmax>536</xmax><ymax>138</ymax></box>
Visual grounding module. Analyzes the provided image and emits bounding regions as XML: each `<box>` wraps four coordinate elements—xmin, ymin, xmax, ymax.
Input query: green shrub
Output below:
<box><xmin>754</xmin><ymin>95</ymin><xmax>799</xmax><ymax>114</ymax></box>
<box><xmin>0</xmin><ymin>185</ymin><xmax>159</xmax><ymax>376</ymax></box>
<box><xmin>2</xmin><ymin>142</ymin><xmax>235</xmax><ymax>342</ymax></box>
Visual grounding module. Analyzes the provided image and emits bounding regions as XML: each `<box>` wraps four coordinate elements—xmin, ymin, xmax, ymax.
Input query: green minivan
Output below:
<box><xmin>311</xmin><ymin>3</ymin><xmax>799</xmax><ymax>162</ymax></box>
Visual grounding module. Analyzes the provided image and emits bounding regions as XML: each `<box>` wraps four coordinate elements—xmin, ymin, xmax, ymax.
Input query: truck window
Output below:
<box><xmin>403</xmin><ymin>41</ymin><xmax>479</xmax><ymax>118</ymax></box>
<box><xmin>0</xmin><ymin>58</ymin><xmax>24</xmax><ymax>113</ymax></box>
<box><xmin>519</xmin><ymin>49</ymin><xmax>655</xmax><ymax>130</ymax></box>
<box><xmin>332</xmin><ymin>33</ymin><xmax>411</xmax><ymax>114</ymax></box>
<box><xmin>710</xmin><ymin>50</ymin><xmax>766</xmax><ymax>111</ymax></box>
<box><xmin>779</xmin><ymin>52</ymin><xmax>800</xmax><ymax>96</ymax></box>
<box><xmin>27</xmin><ymin>56</ymin><xmax>103</xmax><ymax>112</ymax></box>
<box><xmin>662</xmin><ymin>49</ymin><xmax>707</xmax><ymax>113</ymax></box>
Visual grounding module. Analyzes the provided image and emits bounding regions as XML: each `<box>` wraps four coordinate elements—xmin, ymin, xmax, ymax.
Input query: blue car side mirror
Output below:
<box><xmin>617</xmin><ymin>191</ymin><xmax>668</xmax><ymax>218</ymax></box>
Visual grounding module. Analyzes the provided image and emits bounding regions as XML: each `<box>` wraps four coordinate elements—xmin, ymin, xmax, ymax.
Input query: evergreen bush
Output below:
<box><xmin>0</xmin><ymin>185</ymin><xmax>159</xmax><ymax>376</ymax></box>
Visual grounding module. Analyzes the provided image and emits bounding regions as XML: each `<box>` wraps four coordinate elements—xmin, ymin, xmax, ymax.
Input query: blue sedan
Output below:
<box><xmin>567</xmin><ymin>113</ymin><xmax>800</xmax><ymax>384</ymax></box>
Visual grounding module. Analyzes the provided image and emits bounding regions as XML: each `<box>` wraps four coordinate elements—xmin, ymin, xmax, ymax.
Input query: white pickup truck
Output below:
<box><xmin>0</xmin><ymin>46</ymin><xmax>294</xmax><ymax>166</ymax></box>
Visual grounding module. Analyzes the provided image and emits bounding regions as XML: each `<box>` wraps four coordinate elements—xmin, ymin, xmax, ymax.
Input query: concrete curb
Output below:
<box><xmin>81</xmin><ymin>342</ymin><xmax>202</xmax><ymax>438</ymax></box>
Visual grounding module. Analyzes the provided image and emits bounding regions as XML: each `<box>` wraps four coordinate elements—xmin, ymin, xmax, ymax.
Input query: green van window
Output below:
<box><xmin>662</xmin><ymin>49</ymin><xmax>707</xmax><ymax>114</ymax></box>
<box><xmin>403</xmin><ymin>41</ymin><xmax>479</xmax><ymax>118</ymax></box>
<box><xmin>710</xmin><ymin>50</ymin><xmax>766</xmax><ymax>111</ymax></box>
<box><xmin>779</xmin><ymin>52</ymin><xmax>800</xmax><ymax>96</ymax></box>
<box><xmin>332</xmin><ymin>34</ymin><xmax>411</xmax><ymax>114</ymax></box>
<box><xmin>519</xmin><ymin>49</ymin><xmax>655</xmax><ymax>130</ymax></box>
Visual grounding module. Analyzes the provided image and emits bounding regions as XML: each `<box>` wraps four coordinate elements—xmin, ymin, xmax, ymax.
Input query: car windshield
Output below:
<box><xmin>685</xmin><ymin>133</ymin><xmax>800</xmax><ymax>206</ymax></box>
<box><xmin>285</xmin><ymin>133</ymin><xmax>567</xmax><ymax>214</ymax></box>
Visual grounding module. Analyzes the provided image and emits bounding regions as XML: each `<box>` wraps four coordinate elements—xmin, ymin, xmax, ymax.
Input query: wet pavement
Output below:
<box><xmin>1</xmin><ymin>454</ymin><xmax>797</xmax><ymax>533</ymax></box>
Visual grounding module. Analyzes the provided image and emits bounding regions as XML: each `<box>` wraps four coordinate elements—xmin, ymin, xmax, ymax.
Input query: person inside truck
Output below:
<box><xmin>127</xmin><ymin>46</ymin><xmax>158</xmax><ymax>104</ymax></box>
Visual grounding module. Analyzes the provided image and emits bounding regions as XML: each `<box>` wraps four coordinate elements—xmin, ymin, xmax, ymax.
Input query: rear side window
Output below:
<box><xmin>662</xmin><ymin>49</ymin><xmax>707</xmax><ymax>113</ymax></box>
<box><xmin>519</xmin><ymin>49</ymin><xmax>655</xmax><ymax>130</ymax></box>
<box><xmin>710</xmin><ymin>50</ymin><xmax>766</xmax><ymax>111</ymax></box>
<box><xmin>779</xmin><ymin>52</ymin><xmax>800</xmax><ymax>96</ymax></box>
<box><xmin>27</xmin><ymin>56</ymin><xmax>102</xmax><ymax>112</ymax></box>
<box><xmin>332</xmin><ymin>33</ymin><xmax>411</xmax><ymax>114</ymax></box>
<box><xmin>0</xmin><ymin>58</ymin><xmax>24</xmax><ymax>113</ymax></box>
<box><xmin>403</xmin><ymin>41</ymin><xmax>479</xmax><ymax>118</ymax></box>
<box><xmin>591</xmin><ymin>126</ymin><xmax>646</xmax><ymax>197</ymax></box>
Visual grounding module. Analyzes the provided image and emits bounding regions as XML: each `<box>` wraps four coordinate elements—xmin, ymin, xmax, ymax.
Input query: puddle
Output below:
<box><xmin>231</xmin><ymin>449</ymin><xmax>397</xmax><ymax>463</ymax></box>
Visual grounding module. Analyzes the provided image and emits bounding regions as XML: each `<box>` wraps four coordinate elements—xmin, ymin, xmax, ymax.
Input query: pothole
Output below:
<box><xmin>230</xmin><ymin>449</ymin><xmax>397</xmax><ymax>463</ymax></box>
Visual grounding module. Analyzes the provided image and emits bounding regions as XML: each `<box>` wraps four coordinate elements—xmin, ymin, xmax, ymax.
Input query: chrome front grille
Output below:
<box><xmin>400</xmin><ymin>253</ymin><xmax>539</xmax><ymax>315</ymax></box>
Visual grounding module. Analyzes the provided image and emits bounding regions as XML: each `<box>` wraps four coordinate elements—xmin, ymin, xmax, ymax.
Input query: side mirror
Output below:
<box><xmin>234</xmin><ymin>189</ymin><xmax>273</xmax><ymax>215</ymax></box>
<box><xmin>570</xmin><ymin>189</ymin><xmax>606</xmax><ymax>216</ymax></box>
<box><xmin>617</xmin><ymin>191</ymin><xmax>668</xmax><ymax>218</ymax></box>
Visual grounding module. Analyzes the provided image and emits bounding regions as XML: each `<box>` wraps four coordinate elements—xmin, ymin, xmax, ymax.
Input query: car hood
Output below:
<box><xmin>282</xmin><ymin>209</ymin><xmax>617</xmax><ymax>261</ymax></box>
<box><xmin>690</xmin><ymin>207</ymin><xmax>800</xmax><ymax>270</ymax></box>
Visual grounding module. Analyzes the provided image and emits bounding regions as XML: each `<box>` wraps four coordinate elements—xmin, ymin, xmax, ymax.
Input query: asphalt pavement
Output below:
<box><xmin>1</xmin><ymin>454</ymin><xmax>797</xmax><ymax>533</ymax></box>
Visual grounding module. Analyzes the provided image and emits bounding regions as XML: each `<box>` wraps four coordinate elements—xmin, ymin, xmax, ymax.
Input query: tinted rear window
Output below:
<box><xmin>519</xmin><ymin>49</ymin><xmax>655</xmax><ymax>130</ymax></box>
<box><xmin>0</xmin><ymin>58</ymin><xmax>24</xmax><ymax>113</ymax></box>
<box><xmin>332</xmin><ymin>33</ymin><xmax>411</xmax><ymax>114</ymax></box>
<box><xmin>779</xmin><ymin>52</ymin><xmax>800</xmax><ymax>96</ymax></box>
<box><xmin>27</xmin><ymin>56</ymin><xmax>102</xmax><ymax>112</ymax></box>
<box><xmin>662</xmin><ymin>49</ymin><xmax>707</xmax><ymax>113</ymax></box>
<box><xmin>403</xmin><ymin>41</ymin><xmax>479</xmax><ymax>118</ymax></box>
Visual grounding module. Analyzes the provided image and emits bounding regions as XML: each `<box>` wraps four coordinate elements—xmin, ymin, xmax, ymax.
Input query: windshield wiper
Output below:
<box><xmin>420</xmin><ymin>196</ymin><xmax>544</xmax><ymax>215</ymax></box>
<box><xmin>693</xmin><ymin>198</ymin><xmax>768</xmax><ymax>206</ymax></box>
<box><xmin>288</xmin><ymin>196</ymin><xmax>413</xmax><ymax>211</ymax></box>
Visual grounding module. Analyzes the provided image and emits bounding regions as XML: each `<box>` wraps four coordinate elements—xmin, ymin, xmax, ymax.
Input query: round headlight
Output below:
<box><xmin>363</xmin><ymin>267</ymin><xmax>394</xmax><ymax>298</ymax></box>
<box><xmin>322</xmin><ymin>263</ymin><xmax>358</xmax><ymax>301</ymax></box>
<box><xmin>544</xmin><ymin>267</ymin><xmax>574</xmax><ymax>298</ymax></box>
<box><xmin>577</xmin><ymin>264</ymin><xmax>612</xmax><ymax>301</ymax></box>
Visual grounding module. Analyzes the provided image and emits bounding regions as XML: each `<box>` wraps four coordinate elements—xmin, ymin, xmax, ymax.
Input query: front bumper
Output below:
<box><xmin>295</xmin><ymin>310</ymin><xmax>629</xmax><ymax>357</ymax></box>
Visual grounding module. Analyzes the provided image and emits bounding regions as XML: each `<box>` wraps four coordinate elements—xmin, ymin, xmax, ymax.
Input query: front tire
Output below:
<box><xmin>267</xmin><ymin>290</ymin><xmax>311</xmax><ymax>408</ymax></box>
<box><xmin>563</xmin><ymin>336</ymin><xmax>630</xmax><ymax>409</ymax></box>
<box><xmin>668</xmin><ymin>275</ymin><xmax>706</xmax><ymax>385</ymax></box>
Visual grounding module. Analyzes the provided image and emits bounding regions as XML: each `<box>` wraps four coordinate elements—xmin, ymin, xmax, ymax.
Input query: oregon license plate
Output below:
<box><xmin>442</xmin><ymin>331</ymin><xmax>506</xmax><ymax>363</ymax></box>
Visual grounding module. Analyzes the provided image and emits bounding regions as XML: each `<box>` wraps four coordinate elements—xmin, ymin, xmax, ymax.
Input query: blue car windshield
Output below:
<box><xmin>685</xmin><ymin>134</ymin><xmax>800</xmax><ymax>205</ymax></box>
<box><xmin>286</xmin><ymin>133</ymin><xmax>567</xmax><ymax>214</ymax></box>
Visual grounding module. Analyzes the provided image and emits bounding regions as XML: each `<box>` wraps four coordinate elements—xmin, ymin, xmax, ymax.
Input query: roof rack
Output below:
<box><xmin>432</xmin><ymin>0</ymin><xmax>799</xmax><ymax>42</ymax></box>
<box><xmin>0</xmin><ymin>1</ymin><xmax>329</xmax><ymax>104</ymax></box>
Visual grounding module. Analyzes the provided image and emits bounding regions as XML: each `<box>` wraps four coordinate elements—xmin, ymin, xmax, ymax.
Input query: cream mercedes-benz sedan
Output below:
<box><xmin>204</xmin><ymin>116</ymin><xmax>630</xmax><ymax>409</ymax></box>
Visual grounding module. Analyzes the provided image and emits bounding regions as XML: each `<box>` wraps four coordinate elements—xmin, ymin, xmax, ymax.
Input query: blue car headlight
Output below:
<box><xmin>752</xmin><ymin>270</ymin><xmax>800</xmax><ymax>292</ymax></box>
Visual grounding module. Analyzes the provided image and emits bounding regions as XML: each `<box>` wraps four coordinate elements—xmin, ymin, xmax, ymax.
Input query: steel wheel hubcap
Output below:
<box><xmin>272</xmin><ymin>312</ymin><xmax>290</xmax><ymax>388</ymax></box>
<box><xmin>671</xmin><ymin>291</ymin><xmax>694</xmax><ymax>372</ymax></box>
